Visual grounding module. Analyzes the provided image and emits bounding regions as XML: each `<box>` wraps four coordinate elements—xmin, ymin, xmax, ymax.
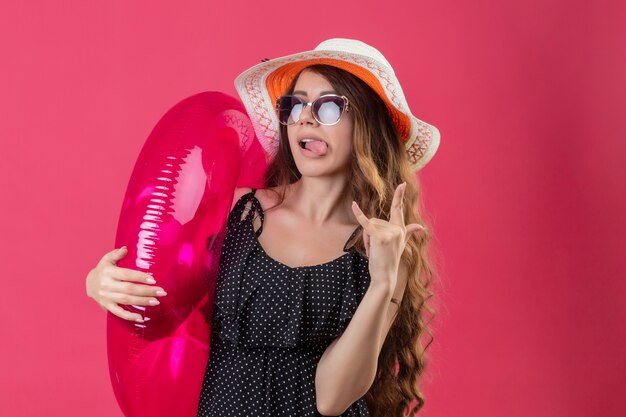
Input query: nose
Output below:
<box><xmin>298</xmin><ymin>103</ymin><xmax>317</xmax><ymax>125</ymax></box>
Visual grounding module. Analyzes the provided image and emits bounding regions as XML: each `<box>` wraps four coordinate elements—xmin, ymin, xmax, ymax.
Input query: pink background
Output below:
<box><xmin>1</xmin><ymin>1</ymin><xmax>624</xmax><ymax>416</ymax></box>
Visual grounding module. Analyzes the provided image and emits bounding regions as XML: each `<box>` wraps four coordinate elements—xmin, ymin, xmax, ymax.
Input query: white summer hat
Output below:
<box><xmin>234</xmin><ymin>38</ymin><xmax>440</xmax><ymax>171</ymax></box>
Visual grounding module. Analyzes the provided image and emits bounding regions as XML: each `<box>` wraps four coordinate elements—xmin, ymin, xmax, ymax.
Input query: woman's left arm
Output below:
<box><xmin>314</xmin><ymin>260</ymin><xmax>409</xmax><ymax>416</ymax></box>
<box><xmin>314</xmin><ymin>182</ymin><xmax>423</xmax><ymax>416</ymax></box>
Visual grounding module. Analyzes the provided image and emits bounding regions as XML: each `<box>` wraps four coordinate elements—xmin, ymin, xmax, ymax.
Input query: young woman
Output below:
<box><xmin>86</xmin><ymin>39</ymin><xmax>440</xmax><ymax>417</ymax></box>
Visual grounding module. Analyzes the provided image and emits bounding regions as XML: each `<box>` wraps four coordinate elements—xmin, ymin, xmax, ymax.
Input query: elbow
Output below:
<box><xmin>316</xmin><ymin>399</ymin><xmax>345</xmax><ymax>417</ymax></box>
<box><xmin>316</xmin><ymin>382</ymin><xmax>372</xmax><ymax>416</ymax></box>
<box><xmin>316</xmin><ymin>387</ymin><xmax>346</xmax><ymax>416</ymax></box>
<box><xmin>315</xmin><ymin>358</ymin><xmax>375</xmax><ymax>416</ymax></box>
<box><xmin>316</xmin><ymin>389</ymin><xmax>337</xmax><ymax>416</ymax></box>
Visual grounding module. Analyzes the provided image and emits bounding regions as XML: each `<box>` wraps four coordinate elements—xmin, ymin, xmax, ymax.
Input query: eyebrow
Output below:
<box><xmin>292</xmin><ymin>90</ymin><xmax>337</xmax><ymax>96</ymax></box>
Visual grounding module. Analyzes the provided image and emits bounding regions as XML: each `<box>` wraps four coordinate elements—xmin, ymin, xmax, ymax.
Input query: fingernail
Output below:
<box><xmin>148</xmin><ymin>299</ymin><xmax>160</xmax><ymax>306</ymax></box>
<box><xmin>135</xmin><ymin>317</ymin><xmax>144</xmax><ymax>323</ymax></box>
<box><xmin>146</xmin><ymin>277</ymin><xmax>156</xmax><ymax>284</ymax></box>
<box><xmin>156</xmin><ymin>290</ymin><xmax>167</xmax><ymax>296</ymax></box>
<box><xmin>119</xmin><ymin>246</ymin><xmax>126</xmax><ymax>251</ymax></box>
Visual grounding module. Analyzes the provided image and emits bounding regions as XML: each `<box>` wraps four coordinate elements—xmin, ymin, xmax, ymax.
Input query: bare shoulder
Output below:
<box><xmin>254</xmin><ymin>186</ymin><xmax>282</xmax><ymax>211</ymax></box>
<box><xmin>230</xmin><ymin>187</ymin><xmax>253</xmax><ymax>212</ymax></box>
<box><xmin>230</xmin><ymin>186</ymin><xmax>281</xmax><ymax>213</ymax></box>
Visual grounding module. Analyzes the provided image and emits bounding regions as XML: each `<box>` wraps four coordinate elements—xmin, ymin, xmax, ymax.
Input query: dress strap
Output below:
<box><xmin>342</xmin><ymin>225</ymin><xmax>362</xmax><ymax>252</ymax></box>
<box><xmin>230</xmin><ymin>188</ymin><xmax>265</xmax><ymax>237</ymax></box>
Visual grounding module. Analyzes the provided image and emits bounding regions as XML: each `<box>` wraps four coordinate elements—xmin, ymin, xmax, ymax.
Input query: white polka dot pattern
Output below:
<box><xmin>197</xmin><ymin>189</ymin><xmax>371</xmax><ymax>416</ymax></box>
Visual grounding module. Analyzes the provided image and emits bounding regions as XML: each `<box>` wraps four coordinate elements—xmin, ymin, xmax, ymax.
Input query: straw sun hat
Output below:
<box><xmin>234</xmin><ymin>38</ymin><xmax>440</xmax><ymax>172</ymax></box>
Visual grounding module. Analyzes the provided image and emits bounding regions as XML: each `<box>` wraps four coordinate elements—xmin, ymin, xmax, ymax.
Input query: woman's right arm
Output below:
<box><xmin>85</xmin><ymin>187</ymin><xmax>253</xmax><ymax>322</ymax></box>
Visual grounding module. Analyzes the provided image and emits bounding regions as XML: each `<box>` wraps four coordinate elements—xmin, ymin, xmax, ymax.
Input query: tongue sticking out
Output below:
<box><xmin>303</xmin><ymin>140</ymin><xmax>328</xmax><ymax>156</ymax></box>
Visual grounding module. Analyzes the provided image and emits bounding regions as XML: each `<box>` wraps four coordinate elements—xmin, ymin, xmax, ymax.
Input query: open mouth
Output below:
<box><xmin>298</xmin><ymin>138</ymin><xmax>328</xmax><ymax>156</ymax></box>
<box><xmin>298</xmin><ymin>138</ymin><xmax>326</xmax><ymax>148</ymax></box>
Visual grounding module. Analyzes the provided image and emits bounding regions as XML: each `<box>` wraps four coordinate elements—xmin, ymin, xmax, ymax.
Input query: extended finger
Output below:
<box><xmin>389</xmin><ymin>182</ymin><xmax>406</xmax><ymax>227</ymax></box>
<box><xmin>404</xmin><ymin>223</ymin><xmax>425</xmax><ymax>243</ymax></box>
<box><xmin>351</xmin><ymin>201</ymin><xmax>374</xmax><ymax>234</ymax></box>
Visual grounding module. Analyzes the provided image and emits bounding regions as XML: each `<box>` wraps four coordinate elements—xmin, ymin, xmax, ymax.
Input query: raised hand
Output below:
<box><xmin>351</xmin><ymin>182</ymin><xmax>423</xmax><ymax>288</ymax></box>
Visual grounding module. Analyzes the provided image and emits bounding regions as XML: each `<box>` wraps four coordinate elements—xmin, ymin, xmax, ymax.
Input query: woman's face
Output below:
<box><xmin>286</xmin><ymin>70</ymin><xmax>354</xmax><ymax>178</ymax></box>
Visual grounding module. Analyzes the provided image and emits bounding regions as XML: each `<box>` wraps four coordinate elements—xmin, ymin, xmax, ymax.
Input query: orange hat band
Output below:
<box><xmin>265</xmin><ymin>59</ymin><xmax>411</xmax><ymax>142</ymax></box>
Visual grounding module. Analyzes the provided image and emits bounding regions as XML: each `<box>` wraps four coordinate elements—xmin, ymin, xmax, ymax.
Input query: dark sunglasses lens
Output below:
<box><xmin>314</xmin><ymin>97</ymin><xmax>344</xmax><ymax>124</ymax></box>
<box><xmin>277</xmin><ymin>96</ymin><xmax>303</xmax><ymax>125</ymax></box>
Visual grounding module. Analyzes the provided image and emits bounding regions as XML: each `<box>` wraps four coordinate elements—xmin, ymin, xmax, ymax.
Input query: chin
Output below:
<box><xmin>295</xmin><ymin>163</ymin><xmax>348</xmax><ymax>179</ymax></box>
<box><xmin>290</xmin><ymin>146</ymin><xmax>351</xmax><ymax>178</ymax></box>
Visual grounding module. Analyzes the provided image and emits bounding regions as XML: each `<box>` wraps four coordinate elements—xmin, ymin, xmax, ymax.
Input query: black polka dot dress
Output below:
<box><xmin>197</xmin><ymin>189</ymin><xmax>372</xmax><ymax>417</ymax></box>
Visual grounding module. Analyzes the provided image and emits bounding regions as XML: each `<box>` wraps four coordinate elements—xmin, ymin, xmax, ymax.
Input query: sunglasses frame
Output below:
<box><xmin>275</xmin><ymin>94</ymin><xmax>350</xmax><ymax>126</ymax></box>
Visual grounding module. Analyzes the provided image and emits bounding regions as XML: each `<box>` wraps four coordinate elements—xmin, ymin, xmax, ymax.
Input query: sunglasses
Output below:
<box><xmin>276</xmin><ymin>94</ymin><xmax>350</xmax><ymax>126</ymax></box>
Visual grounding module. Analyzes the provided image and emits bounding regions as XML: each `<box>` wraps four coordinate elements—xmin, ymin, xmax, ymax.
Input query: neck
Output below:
<box><xmin>286</xmin><ymin>174</ymin><xmax>354</xmax><ymax>226</ymax></box>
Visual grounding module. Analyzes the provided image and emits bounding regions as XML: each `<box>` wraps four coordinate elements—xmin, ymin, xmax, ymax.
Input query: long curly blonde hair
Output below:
<box><xmin>263</xmin><ymin>64</ymin><xmax>438</xmax><ymax>417</ymax></box>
